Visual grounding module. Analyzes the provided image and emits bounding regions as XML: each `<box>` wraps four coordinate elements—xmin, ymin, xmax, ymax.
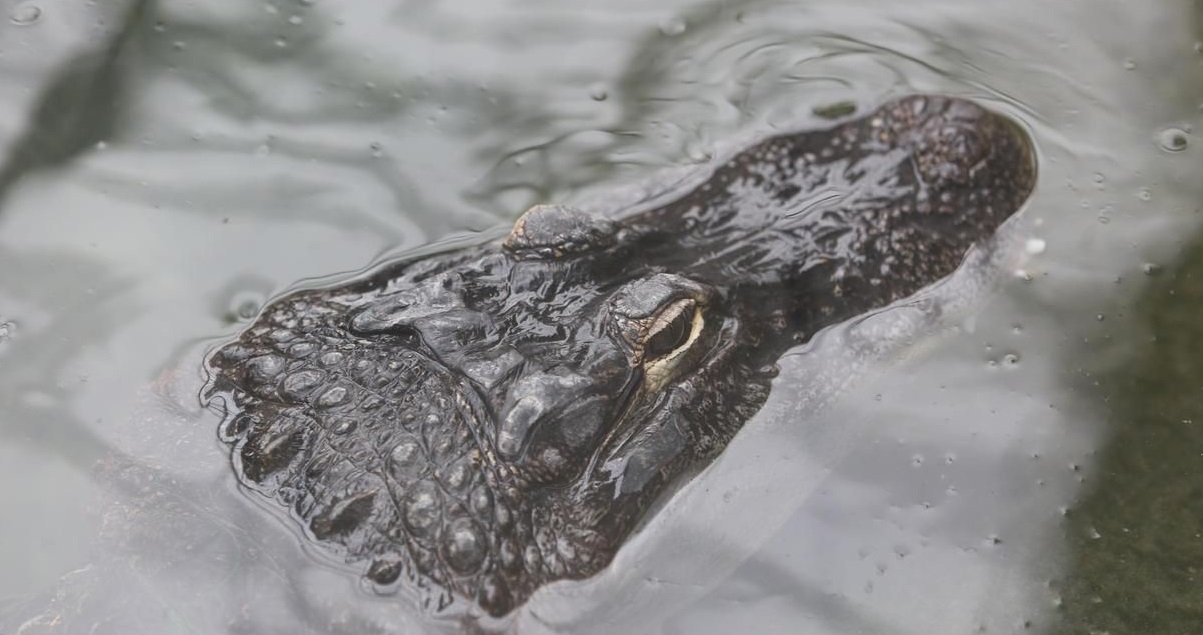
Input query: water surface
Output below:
<box><xmin>0</xmin><ymin>0</ymin><xmax>1200</xmax><ymax>633</ymax></box>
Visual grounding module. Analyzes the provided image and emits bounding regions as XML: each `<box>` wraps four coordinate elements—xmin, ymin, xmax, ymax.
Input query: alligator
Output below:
<box><xmin>203</xmin><ymin>95</ymin><xmax>1036</xmax><ymax>617</ymax></box>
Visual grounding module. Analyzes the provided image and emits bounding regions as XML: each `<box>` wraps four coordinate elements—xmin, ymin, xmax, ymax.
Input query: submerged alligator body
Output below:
<box><xmin>204</xmin><ymin>96</ymin><xmax>1036</xmax><ymax>616</ymax></box>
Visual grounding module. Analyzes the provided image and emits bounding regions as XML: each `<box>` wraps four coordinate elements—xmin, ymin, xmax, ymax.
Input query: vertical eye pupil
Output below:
<box><xmin>644</xmin><ymin>308</ymin><xmax>693</xmax><ymax>359</ymax></box>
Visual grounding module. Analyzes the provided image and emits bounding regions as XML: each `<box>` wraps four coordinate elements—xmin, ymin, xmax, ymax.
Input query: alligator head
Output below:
<box><xmin>203</xmin><ymin>95</ymin><xmax>1036</xmax><ymax>616</ymax></box>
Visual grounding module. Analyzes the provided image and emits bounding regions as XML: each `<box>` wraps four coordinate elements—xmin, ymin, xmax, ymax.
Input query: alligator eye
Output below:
<box><xmin>643</xmin><ymin>299</ymin><xmax>696</xmax><ymax>360</ymax></box>
<box><xmin>639</xmin><ymin>298</ymin><xmax>707</xmax><ymax>390</ymax></box>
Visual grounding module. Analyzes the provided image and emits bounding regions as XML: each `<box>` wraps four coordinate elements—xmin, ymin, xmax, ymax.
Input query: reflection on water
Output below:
<box><xmin>0</xmin><ymin>0</ymin><xmax>1200</xmax><ymax>633</ymax></box>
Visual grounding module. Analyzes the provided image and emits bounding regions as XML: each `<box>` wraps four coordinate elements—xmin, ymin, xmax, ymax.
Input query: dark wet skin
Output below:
<box><xmin>204</xmin><ymin>95</ymin><xmax>1036</xmax><ymax>617</ymax></box>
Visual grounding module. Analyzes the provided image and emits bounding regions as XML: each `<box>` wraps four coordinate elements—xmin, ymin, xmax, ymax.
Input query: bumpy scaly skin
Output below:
<box><xmin>204</xmin><ymin>96</ymin><xmax>1036</xmax><ymax>616</ymax></box>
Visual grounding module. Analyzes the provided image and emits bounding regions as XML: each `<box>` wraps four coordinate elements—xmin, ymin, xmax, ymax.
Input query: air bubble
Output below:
<box><xmin>274</xmin><ymin>37</ymin><xmax>288</xmax><ymax>48</ymax></box>
<box><xmin>288</xmin><ymin>14</ymin><xmax>303</xmax><ymax>25</ymax></box>
<box><xmin>231</xmin><ymin>295</ymin><xmax>261</xmax><ymax>320</ymax></box>
<box><xmin>1136</xmin><ymin>187</ymin><xmax>1152</xmax><ymax>201</ymax></box>
<box><xmin>10</xmin><ymin>3</ymin><xmax>42</xmax><ymax>25</ymax></box>
<box><xmin>1003</xmin><ymin>353</ymin><xmax>1020</xmax><ymax>366</ymax></box>
<box><xmin>1025</xmin><ymin>238</ymin><xmax>1046</xmax><ymax>255</ymax></box>
<box><xmin>1141</xmin><ymin>262</ymin><xmax>1162</xmax><ymax>276</ymax></box>
<box><xmin>1157</xmin><ymin>127</ymin><xmax>1189</xmax><ymax>152</ymax></box>
<box><xmin>369</xmin><ymin>142</ymin><xmax>384</xmax><ymax>158</ymax></box>
<box><xmin>1122</xmin><ymin>58</ymin><xmax>1136</xmax><ymax>70</ymax></box>
<box><xmin>588</xmin><ymin>84</ymin><xmax>608</xmax><ymax>101</ymax></box>
<box><xmin>659</xmin><ymin>16</ymin><xmax>686</xmax><ymax>36</ymax></box>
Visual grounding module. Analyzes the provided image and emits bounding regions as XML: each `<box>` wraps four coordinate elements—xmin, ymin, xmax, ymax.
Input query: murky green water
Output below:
<box><xmin>0</xmin><ymin>0</ymin><xmax>1200</xmax><ymax>633</ymax></box>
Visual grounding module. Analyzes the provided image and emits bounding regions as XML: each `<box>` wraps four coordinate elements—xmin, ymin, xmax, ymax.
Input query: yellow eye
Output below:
<box><xmin>643</xmin><ymin>300</ymin><xmax>695</xmax><ymax>360</ymax></box>
<box><xmin>640</xmin><ymin>298</ymin><xmax>706</xmax><ymax>390</ymax></box>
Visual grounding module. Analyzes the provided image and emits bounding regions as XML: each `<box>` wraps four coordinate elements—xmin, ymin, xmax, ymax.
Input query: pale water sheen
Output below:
<box><xmin>0</xmin><ymin>1</ymin><xmax>1200</xmax><ymax>634</ymax></box>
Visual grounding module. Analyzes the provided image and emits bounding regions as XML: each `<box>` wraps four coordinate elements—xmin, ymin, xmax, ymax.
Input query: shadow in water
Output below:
<box><xmin>1054</xmin><ymin>235</ymin><xmax>1203</xmax><ymax>633</ymax></box>
<box><xmin>0</xmin><ymin>0</ymin><xmax>151</xmax><ymax>212</ymax></box>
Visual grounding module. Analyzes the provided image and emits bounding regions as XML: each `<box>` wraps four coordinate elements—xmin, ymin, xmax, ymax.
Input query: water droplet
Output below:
<box><xmin>1157</xmin><ymin>127</ymin><xmax>1189</xmax><ymax>152</ymax></box>
<box><xmin>244</xmin><ymin>355</ymin><xmax>285</xmax><ymax>383</ymax></box>
<box><xmin>316</xmin><ymin>385</ymin><xmax>349</xmax><ymax>408</ymax></box>
<box><xmin>685</xmin><ymin>143</ymin><xmax>713</xmax><ymax>163</ymax></box>
<box><xmin>367</xmin><ymin>557</ymin><xmax>402</xmax><ymax>585</ymax></box>
<box><xmin>523</xmin><ymin>545</ymin><xmax>543</xmax><ymax>571</ymax></box>
<box><xmin>442</xmin><ymin>517</ymin><xmax>487</xmax><ymax>574</ymax></box>
<box><xmin>10</xmin><ymin>3</ymin><xmax>41</xmax><ymax>25</ymax></box>
<box><xmin>588</xmin><ymin>84</ymin><xmax>608</xmax><ymax>101</ymax></box>
<box><xmin>1025</xmin><ymin>238</ymin><xmax>1046</xmax><ymax>255</ymax></box>
<box><xmin>288</xmin><ymin>341</ymin><xmax>316</xmax><ymax>358</ymax></box>
<box><xmin>499</xmin><ymin>539</ymin><xmax>521</xmax><ymax>570</ymax></box>
<box><xmin>404</xmin><ymin>481</ymin><xmax>442</xmax><ymax>536</ymax></box>
<box><xmin>470</xmin><ymin>485</ymin><xmax>493</xmax><ymax>517</ymax></box>
<box><xmin>658</xmin><ymin>16</ymin><xmax>686</xmax><ymax>36</ymax></box>
<box><xmin>1096</xmin><ymin>313</ymin><xmax>1106</xmax><ymax>322</ymax></box>
<box><xmin>389</xmin><ymin>438</ymin><xmax>426</xmax><ymax>479</ymax></box>
<box><xmin>280</xmin><ymin>369</ymin><xmax>325</xmax><ymax>399</ymax></box>
<box><xmin>318</xmin><ymin>351</ymin><xmax>344</xmax><ymax>367</ymax></box>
